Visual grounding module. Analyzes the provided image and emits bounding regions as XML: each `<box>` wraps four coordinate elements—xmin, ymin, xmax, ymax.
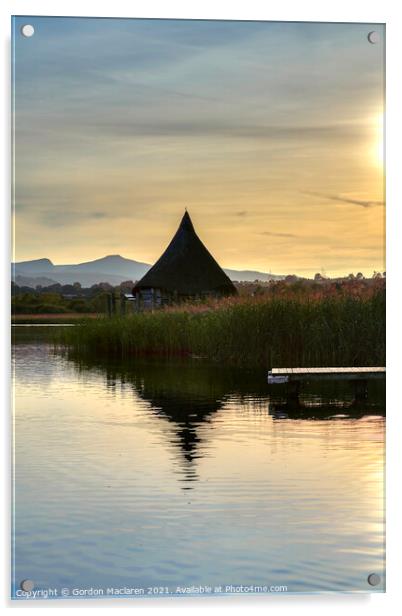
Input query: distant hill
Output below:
<box><xmin>224</xmin><ymin>268</ymin><xmax>282</xmax><ymax>282</ymax></box>
<box><xmin>15</xmin><ymin>274</ymin><xmax>59</xmax><ymax>288</ymax></box>
<box><xmin>14</xmin><ymin>258</ymin><xmax>54</xmax><ymax>273</ymax></box>
<box><xmin>12</xmin><ymin>255</ymin><xmax>283</xmax><ymax>288</ymax></box>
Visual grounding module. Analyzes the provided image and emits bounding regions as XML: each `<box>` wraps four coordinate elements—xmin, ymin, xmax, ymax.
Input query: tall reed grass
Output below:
<box><xmin>61</xmin><ymin>286</ymin><xmax>385</xmax><ymax>369</ymax></box>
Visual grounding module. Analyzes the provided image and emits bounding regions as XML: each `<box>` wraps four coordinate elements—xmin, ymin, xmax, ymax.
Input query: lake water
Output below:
<box><xmin>12</xmin><ymin>334</ymin><xmax>385</xmax><ymax>599</ymax></box>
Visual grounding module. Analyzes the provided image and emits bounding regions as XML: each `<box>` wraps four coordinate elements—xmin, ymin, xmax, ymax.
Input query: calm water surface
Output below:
<box><xmin>12</xmin><ymin>337</ymin><xmax>385</xmax><ymax>598</ymax></box>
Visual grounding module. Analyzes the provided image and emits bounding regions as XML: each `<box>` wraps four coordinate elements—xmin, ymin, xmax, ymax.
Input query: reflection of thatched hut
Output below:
<box><xmin>133</xmin><ymin>211</ymin><xmax>237</xmax><ymax>309</ymax></box>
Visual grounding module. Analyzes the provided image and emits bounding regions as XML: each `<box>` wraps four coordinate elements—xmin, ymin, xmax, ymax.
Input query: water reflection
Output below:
<box><xmin>66</xmin><ymin>351</ymin><xmax>385</xmax><ymax>487</ymax></box>
<box><xmin>269</xmin><ymin>402</ymin><xmax>385</xmax><ymax>421</ymax></box>
<box><xmin>68</xmin><ymin>355</ymin><xmax>250</xmax><ymax>486</ymax></box>
<box><xmin>12</xmin><ymin>337</ymin><xmax>386</xmax><ymax>595</ymax></box>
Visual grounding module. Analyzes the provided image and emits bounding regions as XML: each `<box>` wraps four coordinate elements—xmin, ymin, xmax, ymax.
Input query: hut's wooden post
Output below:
<box><xmin>111</xmin><ymin>291</ymin><xmax>116</xmax><ymax>315</ymax></box>
<box><xmin>116</xmin><ymin>290</ymin><xmax>121</xmax><ymax>316</ymax></box>
<box><xmin>107</xmin><ymin>293</ymin><xmax>112</xmax><ymax>317</ymax></box>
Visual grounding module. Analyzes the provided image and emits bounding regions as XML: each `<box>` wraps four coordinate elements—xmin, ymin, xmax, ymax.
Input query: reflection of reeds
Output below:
<box><xmin>60</xmin><ymin>283</ymin><xmax>385</xmax><ymax>368</ymax></box>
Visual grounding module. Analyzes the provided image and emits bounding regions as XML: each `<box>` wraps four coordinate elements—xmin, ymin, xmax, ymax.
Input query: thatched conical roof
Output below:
<box><xmin>133</xmin><ymin>211</ymin><xmax>237</xmax><ymax>296</ymax></box>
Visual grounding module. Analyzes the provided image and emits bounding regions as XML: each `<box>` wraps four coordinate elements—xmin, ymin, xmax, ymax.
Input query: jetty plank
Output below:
<box><xmin>268</xmin><ymin>367</ymin><xmax>385</xmax><ymax>384</ymax></box>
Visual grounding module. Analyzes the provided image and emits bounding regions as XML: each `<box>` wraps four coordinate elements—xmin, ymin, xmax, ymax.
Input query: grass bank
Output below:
<box><xmin>12</xmin><ymin>312</ymin><xmax>98</xmax><ymax>324</ymax></box>
<box><xmin>60</xmin><ymin>288</ymin><xmax>385</xmax><ymax>369</ymax></box>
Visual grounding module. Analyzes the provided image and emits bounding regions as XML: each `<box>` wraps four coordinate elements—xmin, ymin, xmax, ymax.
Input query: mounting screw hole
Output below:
<box><xmin>367</xmin><ymin>573</ymin><xmax>381</xmax><ymax>586</ymax></box>
<box><xmin>21</xmin><ymin>24</ymin><xmax>35</xmax><ymax>38</ymax></box>
<box><xmin>367</xmin><ymin>31</ymin><xmax>380</xmax><ymax>44</ymax></box>
<box><xmin>20</xmin><ymin>579</ymin><xmax>35</xmax><ymax>591</ymax></box>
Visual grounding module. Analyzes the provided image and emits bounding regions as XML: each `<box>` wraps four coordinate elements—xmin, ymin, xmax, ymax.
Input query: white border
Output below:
<box><xmin>2</xmin><ymin>1</ymin><xmax>401</xmax><ymax>614</ymax></box>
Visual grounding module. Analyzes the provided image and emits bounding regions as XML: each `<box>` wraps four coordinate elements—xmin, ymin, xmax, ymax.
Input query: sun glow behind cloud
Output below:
<box><xmin>375</xmin><ymin>112</ymin><xmax>384</xmax><ymax>168</ymax></box>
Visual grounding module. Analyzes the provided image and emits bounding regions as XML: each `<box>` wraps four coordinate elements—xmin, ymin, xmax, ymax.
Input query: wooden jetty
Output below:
<box><xmin>267</xmin><ymin>367</ymin><xmax>385</xmax><ymax>405</ymax></box>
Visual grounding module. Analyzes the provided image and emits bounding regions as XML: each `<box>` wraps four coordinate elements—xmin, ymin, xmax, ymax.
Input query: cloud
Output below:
<box><xmin>81</xmin><ymin>120</ymin><xmax>364</xmax><ymax>142</ymax></box>
<box><xmin>259</xmin><ymin>231</ymin><xmax>297</xmax><ymax>238</ymax></box>
<box><xmin>38</xmin><ymin>210</ymin><xmax>109</xmax><ymax>227</ymax></box>
<box><xmin>304</xmin><ymin>192</ymin><xmax>385</xmax><ymax>208</ymax></box>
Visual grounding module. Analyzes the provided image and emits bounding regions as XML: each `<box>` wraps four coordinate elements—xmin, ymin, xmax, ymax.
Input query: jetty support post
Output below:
<box><xmin>267</xmin><ymin>371</ymin><xmax>300</xmax><ymax>407</ymax></box>
<box><xmin>354</xmin><ymin>379</ymin><xmax>369</xmax><ymax>403</ymax></box>
<box><xmin>287</xmin><ymin>379</ymin><xmax>301</xmax><ymax>407</ymax></box>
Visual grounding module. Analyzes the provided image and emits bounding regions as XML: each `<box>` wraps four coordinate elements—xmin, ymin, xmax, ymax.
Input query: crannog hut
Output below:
<box><xmin>132</xmin><ymin>211</ymin><xmax>237</xmax><ymax>309</ymax></box>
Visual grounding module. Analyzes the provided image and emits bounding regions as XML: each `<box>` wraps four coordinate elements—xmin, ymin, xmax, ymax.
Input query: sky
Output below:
<box><xmin>13</xmin><ymin>17</ymin><xmax>385</xmax><ymax>277</ymax></box>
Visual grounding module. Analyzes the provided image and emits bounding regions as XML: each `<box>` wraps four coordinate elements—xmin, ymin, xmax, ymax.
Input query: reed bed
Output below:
<box><xmin>61</xmin><ymin>285</ymin><xmax>385</xmax><ymax>369</ymax></box>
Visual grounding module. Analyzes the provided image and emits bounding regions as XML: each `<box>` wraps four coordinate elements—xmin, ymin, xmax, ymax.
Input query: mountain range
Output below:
<box><xmin>12</xmin><ymin>255</ymin><xmax>283</xmax><ymax>288</ymax></box>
